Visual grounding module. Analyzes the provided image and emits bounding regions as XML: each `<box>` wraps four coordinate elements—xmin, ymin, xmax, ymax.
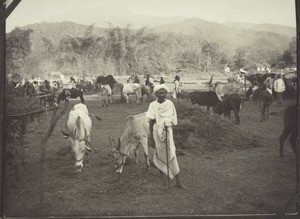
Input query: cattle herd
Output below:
<box><xmin>7</xmin><ymin>72</ymin><xmax>298</xmax><ymax>173</ymax></box>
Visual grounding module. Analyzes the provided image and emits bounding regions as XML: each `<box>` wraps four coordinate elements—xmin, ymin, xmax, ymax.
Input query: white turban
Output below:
<box><xmin>153</xmin><ymin>84</ymin><xmax>170</xmax><ymax>94</ymax></box>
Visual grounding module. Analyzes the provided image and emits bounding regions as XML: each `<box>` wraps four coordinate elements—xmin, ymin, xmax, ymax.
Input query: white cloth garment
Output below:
<box><xmin>146</xmin><ymin>99</ymin><xmax>179</xmax><ymax>179</ymax></box>
<box><xmin>274</xmin><ymin>78</ymin><xmax>286</xmax><ymax>93</ymax></box>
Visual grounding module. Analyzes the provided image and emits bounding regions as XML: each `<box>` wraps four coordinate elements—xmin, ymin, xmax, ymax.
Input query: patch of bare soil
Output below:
<box><xmin>3</xmin><ymin>94</ymin><xmax>297</xmax><ymax>217</ymax></box>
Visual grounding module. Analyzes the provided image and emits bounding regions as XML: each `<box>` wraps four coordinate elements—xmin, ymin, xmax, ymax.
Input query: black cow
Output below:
<box><xmin>279</xmin><ymin>105</ymin><xmax>297</xmax><ymax>158</ymax></box>
<box><xmin>57</xmin><ymin>88</ymin><xmax>84</xmax><ymax>105</ymax></box>
<box><xmin>214</xmin><ymin>94</ymin><xmax>242</xmax><ymax>125</ymax></box>
<box><xmin>96</xmin><ymin>75</ymin><xmax>118</xmax><ymax>89</ymax></box>
<box><xmin>245</xmin><ymin>73</ymin><xmax>275</xmax><ymax>87</ymax></box>
<box><xmin>189</xmin><ymin>91</ymin><xmax>220</xmax><ymax>112</ymax></box>
<box><xmin>246</xmin><ymin>86</ymin><xmax>273</xmax><ymax>122</ymax></box>
<box><xmin>255</xmin><ymin>88</ymin><xmax>273</xmax><ymax>122</ymax></box>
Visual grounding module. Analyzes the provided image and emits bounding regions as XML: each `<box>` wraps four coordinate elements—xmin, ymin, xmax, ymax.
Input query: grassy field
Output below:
<box><xmin>3</xmin><ymin>87</ymin><xmax>297</xmax><ymax>217</ymax></box>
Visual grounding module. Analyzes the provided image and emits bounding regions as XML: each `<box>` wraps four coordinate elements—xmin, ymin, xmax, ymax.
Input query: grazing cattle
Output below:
<box><xmin>279</xmin><ymin>105</ymin><xmax>297</xmax><ymax>158</ymax></box>
<box><xmin>214</xmin><ymin>94</ymin><xmax>242</xmax><ymax>125</ymax></box>
<box><xmin>121</xmin><ymin>83</ymin><xmax>142</xmax><ymax>104</ymax></box>
<box><xmin>111</xmin><ymin>112</ymin><xmax>151</xmax><ymax>174</ymax></box>
<box><xmin>57</xmin><ymin>88</ymin><xmax>84</xmax><ymax>105</ymax></box>
<box><xmin>61</xmin><ymin>103</ymin><xmax>94</xmax><ymax>172</ymax></box>
<box><xmin>189</xmin><ymin>91</ymin><xmax>220</xmax><ymax>112</ymax></box>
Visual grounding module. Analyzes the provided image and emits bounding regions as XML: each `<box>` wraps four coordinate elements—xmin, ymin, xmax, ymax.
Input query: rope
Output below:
<box><xmin>5</xmin><ymin>107</ymin><xmax>51</xmax><ymax>119</ymax></box>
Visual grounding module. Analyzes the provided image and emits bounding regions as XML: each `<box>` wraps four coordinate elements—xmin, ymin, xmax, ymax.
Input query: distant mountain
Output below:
<box><xmin>223</xmin><ymin>22</ymin><xmax>296</xmax><ymax>38</ymax></box>
<box><xmin>150</xmin><ymin>17</ymin><xmax>294</xmax><ymax>55</ymax></box>
<box><xmin>45</xmin><ymin>6</ymin><xmax>186</xmax><ymax>29</ymax></box>
<box><xmin>18</xmin><ymin>17</ymin><xmax>295</xmax><ymax>60</ymax></box>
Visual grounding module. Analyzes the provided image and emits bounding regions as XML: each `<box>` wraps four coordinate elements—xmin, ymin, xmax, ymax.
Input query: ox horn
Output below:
<box><xmin>108</xmin><ymin>137</ymin><xmax>114</xmax><ymax>150</ymax></box>
<box><xmin>117</xmin><ymin>137</ymin><xmax>121</xmax><ymax>151</ymax></box>
<box><xmin>207</xmin><ymin>75</ymin><xmax>213</xmax><ymax>85</ymax></box>
<box><xmin>61</xmin><ymin>130</ymin><xmax>69</xmax><ymax>139</ymax></box>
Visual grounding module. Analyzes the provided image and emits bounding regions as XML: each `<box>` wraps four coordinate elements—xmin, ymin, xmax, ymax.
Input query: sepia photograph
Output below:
<box><xmin>1</xmin><ymin>0</ymin><xmax>298</xmax><ymax>217</ymax></box>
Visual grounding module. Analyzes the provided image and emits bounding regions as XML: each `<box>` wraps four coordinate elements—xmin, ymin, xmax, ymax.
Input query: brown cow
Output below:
<box><xmin>214</xmin><ymin>94</ymin><xmax>242</xmax><ymax>125</ymax></box>
<box><xmin>279</xmin><ymin>105</ymin><xmax>297</xmax><ymax>158</ymax></box>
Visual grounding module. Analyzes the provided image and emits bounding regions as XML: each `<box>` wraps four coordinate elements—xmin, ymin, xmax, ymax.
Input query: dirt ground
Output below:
<box><xmin>3</xmin><ymin>92</ymin><xmax>298</xmax><ymax>217</ymax></box>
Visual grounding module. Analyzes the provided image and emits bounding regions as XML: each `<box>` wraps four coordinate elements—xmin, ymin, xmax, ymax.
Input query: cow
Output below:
<box><xmin>279</xmin><ymin>105</ymin><xmax>297</xmax><ymax>158</ymax></box>
<box><xmin>111</xmin><ymin>112</ymin><xmax>151</xmax><ymax>174</ymax></box>
<box><xmin>214</xmin><ymin>83</ymin><xmax>244</xmax><ymax>101</ymax></box>
<box><xmin>213</xmin><ymin>94</ymin><xmax>242</xmax><ymax>125</ymax></box>
<box><xmin>245</xmin><ymin>73</ymin><xmax>274</xmax><ymax>87</ymax></box>
<box><xmin>206</xmin><ymin>76</ymin><xmax>245</xmax><ymax>101</ymax></box>
<box><xmin>248</xmin><ymin>87</ymin><xmax>273</xmax><ymax>122</ymax></box>
<box><xmin>61</xmin><ymin>103</ymin><xmax>94</xmax><ymax>172</ymax></box>
<box><xmin>189</xmin><ymin>91</ymin><xmax>221</xmax><ymax>112</ymax></box>
<box><xmin>96</xmin><ymin>75</ymin><xmax>118</xmax><ymax>90</ymax></box>
<box><xmin>57</xmin><ymin>88</ymin><xmax>84</xmax><ymax>106</ymax></box>
<box><xmin>140</xmin><ymin>85</ymin><xmax>151</xmax><ymax>102</ymax></box>
<box><xmin>121</xmin><ymin>83</ymin><xmax>142</xmax><ymax>104</ymax></box>
<box><xmin>101</xmin><ymin>84</ymin><xmax>112</xmax><ymax>107</ymax></box>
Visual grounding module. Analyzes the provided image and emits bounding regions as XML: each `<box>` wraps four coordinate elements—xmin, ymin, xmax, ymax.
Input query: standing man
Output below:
<box><xmin>263</xmin><ymin>74</ymin><xmax>275</xmax><ymax>94</ymax></box>
<box><xmin>172</xmin><ymin>76</ymin><xmax>182</xmax><ymax>98</ymax></box>
<box><xmin>146</xmin><ymin>84</ymin><xmax>185</xmax><ymax>189</ymax></box>
<box><xmin>274</xmin><ymin>74</ymin><xmax>286</xmax><ymax>105</ymax></box>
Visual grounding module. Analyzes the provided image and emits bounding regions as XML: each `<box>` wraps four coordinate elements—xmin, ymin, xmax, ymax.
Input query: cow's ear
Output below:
<box><xmin>85</xmin><ymin>145</ymin><xmax>95</xmax><ymax>154</ymax></box>
<box><xmin>134</xmin><ymin>134</ymin><xmax>141</xmax><ymax>140</ymax></box>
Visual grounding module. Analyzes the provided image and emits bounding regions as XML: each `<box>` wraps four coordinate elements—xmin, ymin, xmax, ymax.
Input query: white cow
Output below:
<box><xmin>121</xmin><ymin>83</ymin><xmax>142</xmax><ymax>104</ymax></box>
<box><xmin>207</xmin><ymin>79</ymin><xmax>245</xmax><ymax>101</ymax></box>
<box><xmin>62</xmin><ymin>103</ymin><xmax>94</xmax><ymax>172</ymax></box>
<box><xmin>215</xmin><ymin>83</ymin><xmax>245</xmax><ymax>101</ymax></box>
<box><xmin>111</xmin><ymin>112</ymin><xmax>151</xmax><ymax>174</ymax></box>
<box><xmin>101</xmin><ymin>84</ymin><xmax>112</xmax><ymax>107</ymax></box>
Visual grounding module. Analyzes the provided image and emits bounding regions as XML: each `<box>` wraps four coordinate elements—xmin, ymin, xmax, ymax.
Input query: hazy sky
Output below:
<box><xmin>6</xmin><ymin>0</ymin><xmax>296</xmax><ymax>31</ymax></box>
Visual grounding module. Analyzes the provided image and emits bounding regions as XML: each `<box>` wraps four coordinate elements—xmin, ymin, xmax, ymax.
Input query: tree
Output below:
<box><xmin>233</xmin><ymin>48</ymin><xmax>247</xmax><ymax>70</ymax></box>
<box><xmin>6</xmin><ymin>28</ymin><xmax>33</xmax><ymax>77</ymax></box>
<box><xmin>288</xmin><ymin>37</ymin><xmax>296</xmax><ymax>65</ymax></box>
<box><xmin>200</xmin><ymin>40</ymin><xmax>220</xmax><ymax>74</ymax></box>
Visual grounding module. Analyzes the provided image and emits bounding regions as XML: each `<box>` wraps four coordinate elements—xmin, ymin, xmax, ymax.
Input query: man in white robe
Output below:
<box><xmin>146</xmin><ymin>84</ymin><xmax>185</xmax><ymax>189</ymax></box>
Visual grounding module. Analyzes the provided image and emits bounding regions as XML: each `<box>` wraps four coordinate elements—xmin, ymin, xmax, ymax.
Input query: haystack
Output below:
<box><xmin>173</xmin><ymin>101</ymin><xmax>260</xmax><ymax>153</ymax></box>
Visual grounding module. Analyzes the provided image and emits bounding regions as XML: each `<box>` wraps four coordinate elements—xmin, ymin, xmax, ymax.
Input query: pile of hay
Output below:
<box><xmin>173</xmin><ymin>101</ymin><xmax>261</xmax><ymax>153</ymax></box>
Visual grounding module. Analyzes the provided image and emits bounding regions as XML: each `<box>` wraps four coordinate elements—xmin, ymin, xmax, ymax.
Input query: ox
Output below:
<box><xmin>214</xmin><ymin>94</ymin><xmax>242</xmax><ymax>125</ymax></box>
<box><xmin>245</xmin><ymin>73</ymin><xmax>274</xmax><ymax>87</ymax></box>
<box><xmin>279</xmin><ymin>105</ymin><xmax>297</xmax><ymax>158</ymax></box>
<box><xmin>57</xmin><ymin>88</ymin><xmax>84</xmax><ymax>105</ymax></box>
<box><xmin>248</xmin><ymin>87</ymin><xmax>273</xmax><ymax>122</ymax></box>
<box><xmin>189</xmin><ymin>91</ymin><xmax>220</xmax><ymax>112</ymax></box>
<box><xmin>214</xmin><ymin>83</ymin><xmax>244</xmax><ymax>101</ymax></box>
<box><xmin>207</xmin><ymin>76</ymin><xmax>245</xmax><ymax>101</ymax></box>
<box><xmin>101</xmin><ymin>84</ymin><xmax>112</xmax><ymax>107</ymax></box>
<box><xmin>61</xmin><ymin>103</ymin><xmax>94</xmax><ymax>172</ymax></box>
<box><xmin>96</xmin><ymin>75</ymin><xmax>118</xmax><ymax>90</ymax></box>
<box><xmin>111</xmin><ymin>112</ymin><xmax>151</xmax><ymax>174</ymax></box>
<box><xmin>121</xmin><ymin>83</ymin><xmax>142</xmax><ymax>104</ymax></box>
<box><xmin>141</xmin><ymin>85</ymin><xmax>151</xmax><ymax>102</ymax></box>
